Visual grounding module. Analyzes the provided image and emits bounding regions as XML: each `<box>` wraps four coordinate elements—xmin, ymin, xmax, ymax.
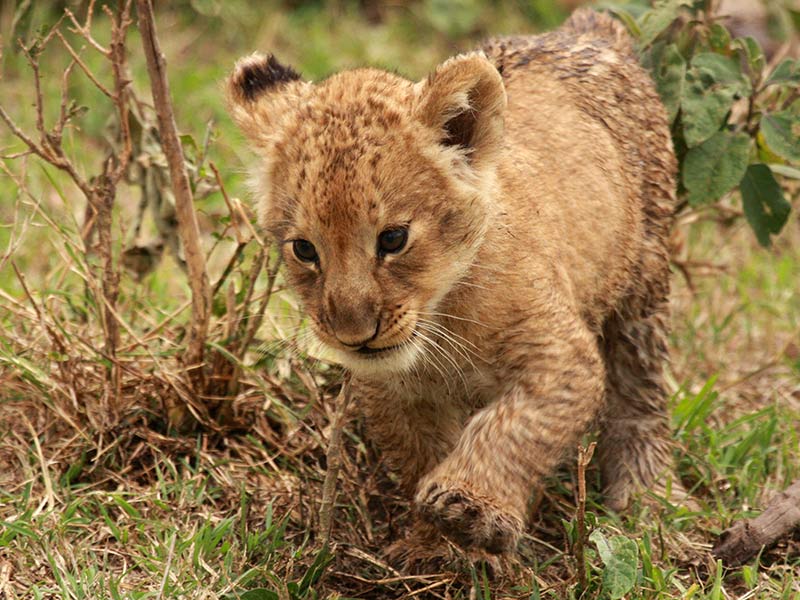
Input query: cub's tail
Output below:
<box><xmin>562</xmin><ymin>8</ymin><xmax>634</xmax><ymax>56</ymax></box>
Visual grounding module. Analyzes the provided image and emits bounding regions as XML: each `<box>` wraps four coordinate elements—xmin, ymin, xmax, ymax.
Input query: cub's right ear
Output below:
<box><xmin>226</xmin><ymin>53</ymin><xmax>308</xmax><ymax>148</ymax></box>
<box><xmin>414</xmin><ymin>53</ymin><xmax>506</xmax><ymax>168</ymax></box>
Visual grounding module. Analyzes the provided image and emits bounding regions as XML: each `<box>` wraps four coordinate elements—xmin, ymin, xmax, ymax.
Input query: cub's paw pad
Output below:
<box><xmin>416</xmin><ymin>481</ymin><xmax>522</xmax><ymax>554</ymax></box>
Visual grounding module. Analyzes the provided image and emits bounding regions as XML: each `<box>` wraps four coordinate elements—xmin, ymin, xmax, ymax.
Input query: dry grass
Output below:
<box><xmin>1</xmin><ymin>2</ymin><xmax>799</xmax><ymax>598</ymax></box>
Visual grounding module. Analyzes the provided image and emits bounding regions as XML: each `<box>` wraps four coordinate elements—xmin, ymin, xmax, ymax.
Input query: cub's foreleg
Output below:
<box><xmin>356</xmin><ymin>380</ymin><xmax>466</xmax><ymax>494</ymax></box>
<box><xmin>415</xmin><ymin>302</ymin><xmax>605</xmax><ymax>553</ymax></box>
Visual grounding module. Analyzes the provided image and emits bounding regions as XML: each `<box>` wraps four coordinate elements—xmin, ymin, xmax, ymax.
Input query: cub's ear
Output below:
<box><xmin>226</xmin><ymin>53</ymin><xmax>308</xmax><ymax>147</ymax></box>
<box><xmin>414</xmin><ymin>53</ymin><xmax>506</xmax><ymax>165</ymax></box>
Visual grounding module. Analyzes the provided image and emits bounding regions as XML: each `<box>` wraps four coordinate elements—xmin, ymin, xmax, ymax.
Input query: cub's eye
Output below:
<box><xmin>378</xmin><ymin>227</ymin><xmax>408</xmax><ymax>255</ymax></box>
<box><xmin>292</xmin><ymin>239</ymin><xmax>318</xmax><ymax>263</ymax></box>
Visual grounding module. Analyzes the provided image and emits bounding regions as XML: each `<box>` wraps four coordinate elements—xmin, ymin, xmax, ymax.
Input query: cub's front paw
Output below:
<box><xmin>415</xmin><ymin>480</ymin><xmax>523</xmax><ymax>554</ymax></box>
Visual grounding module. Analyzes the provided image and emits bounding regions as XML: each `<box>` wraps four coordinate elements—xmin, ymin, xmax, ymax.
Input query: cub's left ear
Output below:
<box><xmin>414</xmin><ymin>53</ymin><xmax>506</xmax><ymax>165</ymax></box>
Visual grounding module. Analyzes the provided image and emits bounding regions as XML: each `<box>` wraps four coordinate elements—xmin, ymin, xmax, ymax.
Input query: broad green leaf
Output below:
<box><xmin>690</xmin><ymin>53</ymin><xmax>751</xmax><ymax>94</ymax></box>
<box><xmin>590</xmin><ymin>530</ymin><xmax>639</xmax><ymax>600</ymax></box>
<box><xmin>733</xmin><ymin>36</ymin><xmax>765</xmax><ymax>78</ymax></box>
<box><xmin>760</xmin><ymin>111</ymin><xmax>800</xmax><ymax>162</ymax></box>
<box><xmin>637</xmin><ymin>0</ymin><xmax>691</xmax><ymax>48</ymax></box>
<box><xmin>681</xmin><ymin>78</ymin><xmax>736</xmax><ymax>147</ymax></box>
<box><xmin>682</xmin><ymin>131</ymin><xmax>750</xmax><ymax>206</ymax></box>
<box><xmin>707</xmin><ymin>23</ymin><xmax>731</xmax><ymax>52</ymax></box>
<box><xmin>652</xmin><ymin>44</ymin><xmax>686</xmax><ymax>122</ymax></box>
<box><xmin>741</xmin><ymin>164</ymin><xmax>791</xmax><ymax>247</ymax></box>
<box><xmin>765</xmin><ymin>58</ymin><xmax>800</xmax><ymax>87</ymax></box>
<box><xmin>757</xmin><ymin>131</ymin><xmax>786</xmax><ymax>164</ymax></box>
<box><xmin>681</xmin><ymin>53</ymin><xmax>750</xmax><ymax>147</ymax></box>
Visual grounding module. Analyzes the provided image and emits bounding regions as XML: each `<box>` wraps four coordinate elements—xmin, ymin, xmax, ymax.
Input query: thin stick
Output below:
<box><xmin>240</xmin><ymin>253</ymin><xmax>281</xmax><ymax>357</ymax></box>
<box><xmin>137</xmin><ymin>0</ymin><xmax>210</xmax><ymax>390</ymax></box>
<box><xmin>56</xmin><ymin>31</ymin><xmax>114</xmax><ymax>98</ymax></box>
<box><xmin>575</xmin><ymin>441</ymin><xmax>596</xmax><ymax>592</ymax></box>
<box><xmin>319</xmin><ymin>376</ymin><xmax>353</xmax><ymax>547</ymax></box>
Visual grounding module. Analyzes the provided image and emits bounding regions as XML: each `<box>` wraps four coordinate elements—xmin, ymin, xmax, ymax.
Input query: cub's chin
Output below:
<box><xmin>327</xmin><ymin>342</ymin><xmax>422</xmax><ymax>378</ymax></box>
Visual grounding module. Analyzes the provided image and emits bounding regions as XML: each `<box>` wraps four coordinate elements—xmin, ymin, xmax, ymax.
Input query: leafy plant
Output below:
<box><xmin>608</xmin><ymin>0</ymin><xmax>800</xmax><ymax>247</ymax></box>
<box><xmin>590</xmin><ymin>528</ymin><xmax>640</xmax><ymax>599</ymax></box>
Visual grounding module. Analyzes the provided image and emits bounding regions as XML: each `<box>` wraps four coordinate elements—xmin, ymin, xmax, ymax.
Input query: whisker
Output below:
<box><xmin>416</xmin><ymin>310</ymin><xmax>491</xmax><ymax>329</ymax></box>
<box><xmin>416</xmin><ymin>317</ymin><xmax>483</xmax><ymax>355</ymax></box>
<box><xmin>252</xmin><ymin>327</ymin><xmax>318</xmax><ymax>358</ymax></box>
<box><xmin>413</xmin><ymin>328</ymin><xmax>468</xmax><ymax>394</ymax></box>
<box><xmin>416</xmin><ymin>321</ymin><xmax>480</xmax><ymax>372</ymax></box>
<box><xmin>451</xmin><ymin>280</ymin><xmax>490</xmax><ymax>291</ymax></box>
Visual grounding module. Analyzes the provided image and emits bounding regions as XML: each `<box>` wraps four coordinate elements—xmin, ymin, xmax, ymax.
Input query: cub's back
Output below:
<box><xmin>481</xmin><ymin>10</ymin><xmax>677</xmax><ymax>322</ymax></box>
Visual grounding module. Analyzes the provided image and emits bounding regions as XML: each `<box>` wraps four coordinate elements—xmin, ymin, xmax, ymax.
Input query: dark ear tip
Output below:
<box><xmin>229</xmin><ymin>53</ymin><xmax>301</xmax><ymax>102</ymax></box>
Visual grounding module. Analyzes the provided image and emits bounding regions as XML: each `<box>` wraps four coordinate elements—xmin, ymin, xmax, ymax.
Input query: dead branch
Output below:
<box><xmin>319</xmin><ymin>376</ymin><xmax>353</xmax><ymax>547</ymax></box>
<box><xmin>64</xmin><ymin>0</ymin><xmax>109</xmax><ymax>56</ymax></box>
<box><xmin>713</xmin><ymin>479</ymin><xmax>800</xmax><ymax>566</ymax></box>
<box><xmin>0</xmin><ymin>1</ymin><xmax>135</xmax><ymax>415</ymax></box>
<box><xmin>56</xmin><ymin>30</ymin><xmax>113</xmax><ymax>99</ymax></box>
<box><xmin>136</xmin><ymin>0</ymin><xmax>211</xmax><ymax>391</ymax></box>
<box><xmin>574</xmin><ymin>441</ymin><xmax>596</xmax><ymax>592</ymax></box>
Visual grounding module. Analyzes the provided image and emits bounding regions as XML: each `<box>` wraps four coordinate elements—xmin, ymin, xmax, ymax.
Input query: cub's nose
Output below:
<box><xmin>326</xmin><ymin>297</ymin><xmax>380</xmax><ymax>348</ymax></box>
<box><xmin>332</xmin><ymin>318</ymin><xmax>380</xmax><ymax>348</ymax></box>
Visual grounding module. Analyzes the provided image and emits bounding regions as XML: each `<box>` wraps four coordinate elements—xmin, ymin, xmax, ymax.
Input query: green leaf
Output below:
<box><xmin>637</xmin><ymin>0</ymin><xmax>691</xmax><ymax>48</ymax></box>
<box><xmin>707</xmin><ymin>23</ymin><xmax>731</xmax><ymax>52</ymax></box>
<box><xmin>298</xmin><ymin>546</ymin><xmax>334</xmax><ymax>594</ymax></box>
<box><xmin>690</xmin><ymin>53</ymin><xmax>751</xmax><ymax>94</ymax></box>
<box><xmin>681</xmin><ymin>80</ymin><xmax>735</xmax><ymax>147</ymax></box>
<box><xmin>682</xmin><ymin>131</ymin><xmax>750</xmax><ymax>206</ymax></box>
<box><xmin>790</xmin><ymin>8</ymin><xmax>800</xmax><ymax>32</ymax></box>
<box><xmin>590</xmin><ymin>530</ymin><xmax>639</xmax><ymax>600</ymax></box>
<box><xmin>652</xmin><ymin>44</ymin><xmax>686</xmax><ymax>122</ymax></box>
<box><xmin>769</xmin><ymin>164</ymin><xmax>800</xmax><ymax>179</ymax></box>
<box><xmin>760</xmin><ymin>111</ymin><xmax>800</xmax><ymax>162</ymax></box>
<box><xmin>740</xmin><ymin>164</ymin><xmax>791</xmax><ymax>247</ymax></box>
<box><xmin>733</xmin><ymin>36</ymin><xmax>765</xmax><ymax>78</ymax></box>
<box><xmin>765</xmin><ymin>58</ymin><xmax>800</xmax><ymax>87</ymax></box>
<box><xmin>681</xmin><ymin>53</ymin><xmax>750</xmax><ymax>147</ymax></box>
<box><xmin>605</xmin><ymin>7</ymin><xmax>641</xmax><ymax>38</ymax></box>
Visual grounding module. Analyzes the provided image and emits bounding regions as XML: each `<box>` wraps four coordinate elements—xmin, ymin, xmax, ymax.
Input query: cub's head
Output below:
<box><xmin>227</xmin><ymin>52</ymin><xmax>506</xmax><ymax>376</ymax></box>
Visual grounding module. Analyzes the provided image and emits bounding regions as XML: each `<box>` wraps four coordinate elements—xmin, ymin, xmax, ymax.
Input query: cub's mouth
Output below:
<box><xmin>332</xmin><ymin>331</ymin><xmax>421</xmax><ymax>375</ymax></box>
<box><xmin>355</xmin><ymin>343</ymin><xmax>404</xmax><ymax>356</ymax></box>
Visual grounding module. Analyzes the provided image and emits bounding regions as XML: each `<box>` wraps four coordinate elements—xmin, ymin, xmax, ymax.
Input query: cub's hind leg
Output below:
<box><xmin>598</xmin><ymin>304</ymin><xmax>679</xmax><ymax>511</ymax></box>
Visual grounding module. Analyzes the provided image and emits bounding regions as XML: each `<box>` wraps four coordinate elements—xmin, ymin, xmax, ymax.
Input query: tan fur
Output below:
<box><xmin>227</xmin><ymin>9</ymin><xmax>680</xmax><ymax>560</ymax></box>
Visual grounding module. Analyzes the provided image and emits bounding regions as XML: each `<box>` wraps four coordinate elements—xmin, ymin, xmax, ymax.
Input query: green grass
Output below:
<box><xmin>1</xmin><ymin>1</ymin><xmax>799</xmax><ymax>598</ymax></box>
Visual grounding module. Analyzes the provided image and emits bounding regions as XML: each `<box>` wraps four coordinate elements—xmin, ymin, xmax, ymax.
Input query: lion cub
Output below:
<box><xmin>228</xmin><ymin>9</ymin><xmax>678</xmax><ymax>557</ymax></box>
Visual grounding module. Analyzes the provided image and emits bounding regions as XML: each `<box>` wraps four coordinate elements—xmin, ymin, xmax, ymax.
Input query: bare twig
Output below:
<box><xmin>0</xmin><ymin>2</ymin><xmax>134</xmax><ymax>413</ymax></box>
<box><xmin>137</xmin><ymin>0</ymin><xmax>211</xmax><ymax>390</ymax></box>
<box><xmin>64</xmin><ymin>0</ymin><xmax>109</xmax><ymax>56</ymax></box>
<box><xmin>55</xmin><ymin>31</ymin><xmax>114</xmax><ymax>99</ymax></box>
<box><xmin>319</xmin><ymin>376</ymin><xmax>353</xmax><ymax>547</ymax></box>
<box><xmin>240</xmin><ymin>252</ymin><xmax>282</xmax><ymax>359</ymax></box>
<box><xmin>575</xmin><ymin>441</ymin><xmax>596</xmax><ymax>592</ymax></box>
